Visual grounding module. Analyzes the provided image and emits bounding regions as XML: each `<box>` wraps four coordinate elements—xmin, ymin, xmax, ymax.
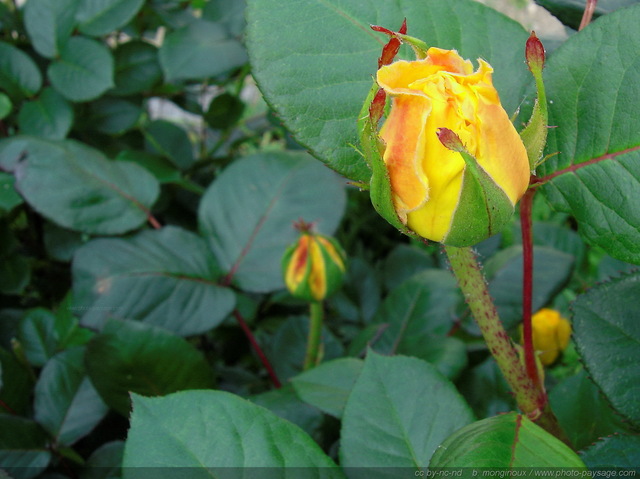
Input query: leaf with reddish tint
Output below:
<box><xmin>537</xmin><ymin>5</ymin><xmax>640</xmax><ymax>263</ymax></box>
<box><xmin>429</xmin><ymin>412</ymin><xmax>585</xmax><ymax>467</ymax></box>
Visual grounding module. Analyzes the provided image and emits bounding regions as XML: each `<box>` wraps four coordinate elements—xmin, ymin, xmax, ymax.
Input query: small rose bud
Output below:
<box><xmin>282</xmin><ymin>228</ymin><xmax>346</xmax><ymax>302</ymax></box>
<box><xmin>525</xmin><ymin>31</ymin><xmax>545</xmax><ymax>74</ymax></box>
<box><xmin>520</xmin><ymin>308</ymin><xmax>571</xmax><ymax>366</ymax></box>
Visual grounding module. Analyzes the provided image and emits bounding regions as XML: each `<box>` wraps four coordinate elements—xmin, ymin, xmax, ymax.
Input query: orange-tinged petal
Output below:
<box><xmin>379</xmin><ymin>94</ymin><xmax>431</xmax><ymax>215</ymax></box>
<box><xmin>474</xmin><ymin>100</ymin><xmax>530</xmax><ymax>204</ymax></box>
<box><xmin>424</xmin><ymin>47</ymin><xmax>473</xmax><ymax>75</ymax></box>
<box><xmin>308</xmin><ymin>238</ymin><xmax>326</xmax><ymax>301</ymax></box>
<box><xmin>285</xmin><ymin>235</ymin><xmax>309</xmax><ymax>289</ymax></box>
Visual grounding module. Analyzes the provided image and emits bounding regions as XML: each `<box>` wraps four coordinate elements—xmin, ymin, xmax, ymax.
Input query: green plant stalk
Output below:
<box><xmin>304</xmin><ymin>301</ymin><xmax>324</xmax><ymax>370</ymax></box>
<box><xmin>445</xmin><ymin>245</ymin><xmax>567</xmax><ymax>439</ymax></box>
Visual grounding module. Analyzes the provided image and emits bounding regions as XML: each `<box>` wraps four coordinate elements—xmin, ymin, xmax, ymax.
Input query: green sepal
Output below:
<box><xmin>520</xmin><ymin>97</ymin><xmax>547</xmax><ymax>173</ymax></box>
<box><xmin>357</xmin><ymin>82</ymin><xmax>414</xmax><ymax>237</ymax></box>
<box><xmin>520</xmin><ymin>35</ymin><xmax>548</xmax><ymax>174</ymax></box>
<box><xmin>444</xmin><ymin>151</ymin><xmax>514</xmax><ymax>247</ymax></box>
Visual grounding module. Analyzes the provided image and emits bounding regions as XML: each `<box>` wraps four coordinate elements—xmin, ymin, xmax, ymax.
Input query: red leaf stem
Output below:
<box><xmin>233</xmin><ymin>309</ymin><xmax>281</xmax><ymax>388</ymax></box>
<box><xmin>579</xmin><ymin>0</ymin><xmax>598</xmax><ymax>30</ymax></box>
<box><xmin>520</xmin><ymin>185</ymin><xmax>540</xmax><ymax>388</ymax></box>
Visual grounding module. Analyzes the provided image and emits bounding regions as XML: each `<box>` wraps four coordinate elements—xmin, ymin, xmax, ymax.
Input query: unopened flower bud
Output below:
<box><xmin>525</xmin><ymin>31</ymin><xmax>545</xmax><ymax>75</ymax></box>
<box><xmin>366</xmin><ymin>47</ymin><xmax>529</xmax><ymax>246</ymax></box>
<box><xmin>282</xmin><ymin>228</ymin><xmax>346</xmax><ymax>302</ymax></box>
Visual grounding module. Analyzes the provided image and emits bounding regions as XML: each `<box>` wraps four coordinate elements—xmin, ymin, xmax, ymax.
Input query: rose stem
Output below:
<box><xmin>233</xmin><ymin>309</ymin><xmax>281</xmax><ymax>388</ymax></box>
<box><xmin>520</xmin><ymin>186</ymin><xmax>541</xmax><ymax>388</ymax></box>
<box><xmin>444</xmin><ymin>245</ymin><xmax>568</xmax><ymax>442</ymax></box>
<box><xmin>303</xmin><ymin>301</ymin><xmax>324</xmax><ymax>370</ymax></box>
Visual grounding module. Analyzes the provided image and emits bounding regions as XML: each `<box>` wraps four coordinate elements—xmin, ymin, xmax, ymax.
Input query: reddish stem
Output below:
<box><xmin>148</xmin><ymin>214</ymin><xmax>162</xmax><ymax>230</ymax></box>
<box><xmin>0</xmin><ymin>398</ymin><xmax>17</xmax><ymax>415</ymax></box>
<box><xmin>233</xmin><ymin>309</ymin><xmax>281</xmax><ymax>389</ymax></box>
<box><xmin>520</xmin><ymin>185</ymin><xmax>540</xmax><ymax>388</ymax></box>
<box><xmin>579</xmin><ymin>0</ymin><xmax>598</xmax><ymax>30</ymax></box>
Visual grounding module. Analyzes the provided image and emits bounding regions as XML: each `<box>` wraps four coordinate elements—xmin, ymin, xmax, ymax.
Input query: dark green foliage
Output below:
<box><xmin>0</xmin><ymin>0</ymin><xmax>638</xmax><ymax>474</ymax></box>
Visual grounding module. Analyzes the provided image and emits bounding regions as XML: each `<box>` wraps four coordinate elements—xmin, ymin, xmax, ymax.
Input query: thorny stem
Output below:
<box><xmin>303</xmin><ymin>301</ymin><xmax>324</xmax><ymax>370</ymax></box>
<box><xmin>579</xmin><ymin>0</ymin><xmax>598</xmax><ymax>30</ymax></box>
<box><xmin>445</xmin><ymin>245</ymin><xmax>568</xmax><ymax>442</ymax></box>
<box><xmin>233</xmin><ymin>309</ymin><xmax>281</xmax><ymax>388</ymax></box>
<box><xmin>520</xmin><ymin>186</ymin><xmax>540</xmax><ymax>389</ymax></box>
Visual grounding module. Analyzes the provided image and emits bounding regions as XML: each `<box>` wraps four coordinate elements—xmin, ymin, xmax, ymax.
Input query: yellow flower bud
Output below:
<box><xmin>521</xmin><ymin>308</ymin><xmax>572</xmax><ymax>366</ymax></box>
<box><xmin>374</xmin><ymin>48</ymin><xmax>530</xmax><ymax>246</ymax></box>
<box><xmin>282</xmin><ymin>231</ymin><xmax>346</xmax><ymax>302</ymax></box>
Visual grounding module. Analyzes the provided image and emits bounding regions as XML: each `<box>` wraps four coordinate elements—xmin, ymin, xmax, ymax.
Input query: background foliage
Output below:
<box><xmin>1</xmin><ymin>0</ymin><xmax>639</xmax><ymax>476</ymax></box>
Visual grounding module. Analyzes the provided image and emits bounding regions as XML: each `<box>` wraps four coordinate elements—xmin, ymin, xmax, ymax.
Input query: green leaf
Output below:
<box><xmin>572</xmin><ymin>272</ymin><xmax>640</xmax><ymax>427</ymax></box>
<box><xmin>533</xmin><ymin>221</ymin><xmax>586</xmax><ymax>264</ymax></box>
<box><xmin>246</xmin><ymin>0</ymin><xmax>529</xmax><ymax>182</ymax></box>
<box><xmin>0</xmin><ymin>92</ymin><xmax>12</xmax><ymax>119</ymax></box>
<box><xmin>76</xmin><ymin>0</ymin><xmax>145</xmax><ymax>36</ymax></box>
<box><xmin>429</xmin><ymin>412</ymin><xmax>585</xmax><ymax>467</ymax></box>
<box><xmin>291</xmin><ymin>357</ymin><xmax>363</xmax><ymax>418</ymax></box>
<box><xmin>204</xmin><ymin>92</ymin><xmax>245</xmax><ymax>129</ymax></box>
<box><xmin>340</xmin><ymin>352</ymin><xmax>474</xmax><ymax>473</ymax></box>
<box><xmin>199</xmin><ymin>151</ymin><xmax>346</xmax><ymax>293</ymax></box>
<box><xmin>48</xmin><ymin>36</ymin><xmax>114</xmax><ymax>102</ymax></box>
<box><xmin>0</xmin><ymin>415</ymin><xmax>51</xmax><ymax>479</ymax></box>
<box><xmin>0</xmin><ymin>136</ymin><xmax>159</xmax><ymax>235</ymax></box>
<box><xmin>23</xmin><ymin>0</ymin><xmax>78</xmax><ymax>58</ymax></box>
<box><xmin>112</xmin><ymin>41</ymin><xmax>162</xmax><ymax>96</ymax></box>
<box><xmin>114</xmin><ymin>150</ymin><xmax>181</xmax><ymax>184</ymax></box>
<box><xmin>482</xmin><ymin>246</ymin><xmax>574</xmax><ymax>330</ymax></box>
<box><xmin>370</xmin><ymin>269</ymin><xmax>462</xmax><ymax>342</ymax></box>
<box><xmin>358</xmin><ymin>270</ymin><xmax>467</xmax><ymax>378</ymax></box>
<box><xmin>17</xmin><ymin>304</ymin><xmax>92</xmax><ymax>367</ymax></box>
<box><xmin>122</xmin><ymin>390</ymin><xmax>344</xmax><ymax>474</ymax></box>
<box><xmin>0</xmin><ymin>41</ymin><xmax>42</xmax><ymax>99</ymax></box>
<box><xmin>159</xmin><ymin>19</ymin><xmax>247</xmax><ymax>81</ymax></box>
<box><xmin>331</xmin><ymin>257</ymin><xmax>381</xmax><ymax>328</ymax></box>
<box><xmin>580</xmin><ymin>434</ymin><xmax>640</xmax><ymax>468</ymax></box>
<box><xmin>82</xmin><ymin>440</ymin><xmax>124</xmax><ymax>479</ymax></box>
<box><xmin>85</xmin><ymin>319</ymin><xmax>214</xmax><ymax>416</ymax></box>
<box><xmin>457</xmin><ymin>357</ymin><xmax>516</xmax><ymax>419</ymax></box>
<box><xmin>18</xmin><ymin>308</ymin><xmax>59</xmax><ymax>367</ymax></box>
<box><xmin>381</xmin><ymin>244</ymin><xmax>436</xmax><ymax>291</ymax></box>
<box><xmin>251</xmin><ymin>385</ymin><xmax>324</xmax><ymax>439</ymax></box>
<box><xmin>262</xmin><ymin>315</ymin><xmax>344</xmax><ymax>382</ymax></box>
<box><xmin>73</xmin><ymin>226</ymin><xmax>236</xmax><ymax>336</ymax></box>
<box><xmin>550</xmin><ymin>369</ymin><xmax>635</xmax><ymax>451</ymax></box>
<box><xmin>34</xmin><ymin>347</ymin><xmax>108</xmax><ymax>446</ymax></box>
<box><xmin>538</xmin><ymin>5</ymin><xmax>640</xmax><ymax>264</ymax></box>
<box><xmin>143</xmin><ymin>120</ymin><xmax>194</xmax><ymax>169</ymax></box>
<box><xmin>0</xmin><ymin>172</ymin><xmax>23</xmax><ymax>214</ymax></box>
<box><xmin>202</xmin><ymin>0</ymin><xmax>246</xmax><ymax>36</ymax></box>
<box><xmin>86</xmin><ymin>97</ymin><xmax>141</xmax><ymax>135</ymax></box>
<box><xmin>18</xmin><ymin>87</ymin><xmax>74</xmax><ymax>140</ymax></box>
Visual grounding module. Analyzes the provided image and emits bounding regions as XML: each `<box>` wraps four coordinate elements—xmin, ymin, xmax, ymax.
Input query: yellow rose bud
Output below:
<box><xmin>375</xmin><ymin>48</ymin><xmax>530</xmax><ymax>246</ymax></box>
<box><xmin>521</xmin><ymin>308</ymin><xmax>572</xmax><ymax>366</ymax></box>
<box><xmin>282</xmin><ymin>230</ymin><xmax>346</xmax><ymax>302</ymax></box>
